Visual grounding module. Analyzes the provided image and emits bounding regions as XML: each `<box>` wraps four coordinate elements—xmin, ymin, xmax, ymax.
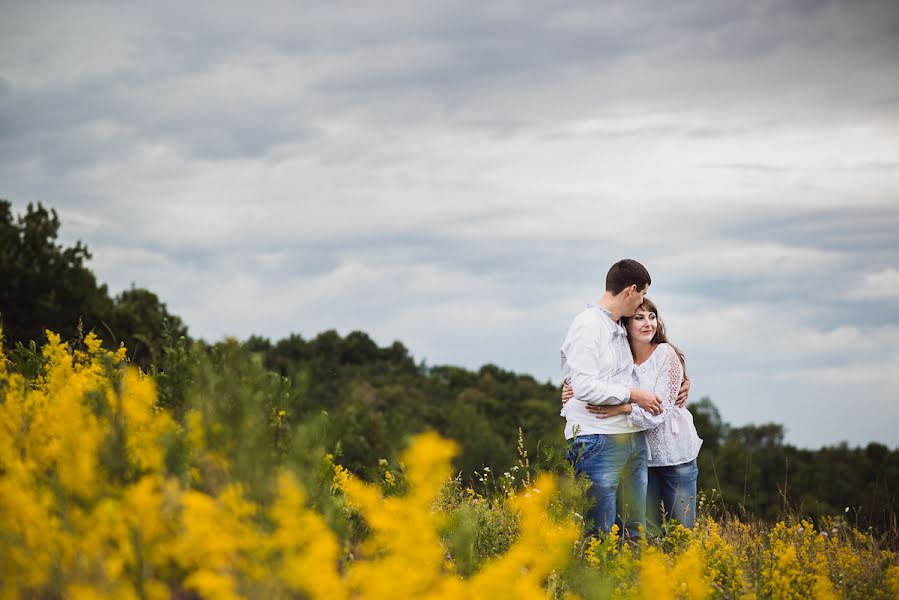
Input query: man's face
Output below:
<box><xmin>624</xmin><ymin>284</ymin><xmax>649</xmax><ymax>317</ymax></box>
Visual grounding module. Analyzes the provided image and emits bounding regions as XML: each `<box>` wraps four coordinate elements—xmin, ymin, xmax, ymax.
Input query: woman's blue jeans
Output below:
<box><xmin>647</xmin><ymin>458</ymin><xmax>698</xmax><ymax>530</ymax></box>
<box><xmin>567</xmin><ymin>433</ymin><xmax>648</xmax><ymax>539</ymax></box>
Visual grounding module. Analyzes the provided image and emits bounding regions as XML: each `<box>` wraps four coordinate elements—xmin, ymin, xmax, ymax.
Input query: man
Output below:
<box><xmin>560</xmin><ymin>258</ymin><xmax>666</xmax><ymax>538</ymax></box>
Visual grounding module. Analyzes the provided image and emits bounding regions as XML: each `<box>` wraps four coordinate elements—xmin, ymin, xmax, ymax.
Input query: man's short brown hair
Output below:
<box><xmin>605</xmin><ymin>259</ymin><xmax>651</xmax><ymax>295</ymax></box>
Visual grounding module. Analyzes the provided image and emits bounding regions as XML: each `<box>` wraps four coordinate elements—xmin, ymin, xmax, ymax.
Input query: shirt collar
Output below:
<box><xmin>590</xmin><ymin>304</ymin><xmax>627</xmax><ymax>337</ymax></box>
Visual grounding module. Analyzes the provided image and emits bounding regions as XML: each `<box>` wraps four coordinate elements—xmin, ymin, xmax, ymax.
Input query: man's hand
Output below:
<box><xmin>676</xmin><ymin>376</ymin><xmax>690</xmax><ymax>408</ymax></box>
<box><xmin>586</xmin><ymin>403</ymin><xmax>632</xmax><ymax>419</ymax></box>
<box><xmin>630</xmin><ymin>388</ymin><xmax>663</xmax><ymax>415</ymax></box>
<box><xmin>561</xmin><ymin>382</ymin><xmax>574</xmax><ymax>404</ymax></box>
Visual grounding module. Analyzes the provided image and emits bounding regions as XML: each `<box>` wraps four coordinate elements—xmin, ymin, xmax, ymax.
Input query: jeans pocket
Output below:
<box><xmin>568</xmin><ymin>436</ymin><xmax>606</xmax><ymax>467</ymax></box>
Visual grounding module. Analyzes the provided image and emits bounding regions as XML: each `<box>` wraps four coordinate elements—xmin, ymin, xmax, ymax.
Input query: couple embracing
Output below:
<box><xmin>560</xmin><ymin>259</ymin><xmax>702</xmax><ymax>538</ymax></box>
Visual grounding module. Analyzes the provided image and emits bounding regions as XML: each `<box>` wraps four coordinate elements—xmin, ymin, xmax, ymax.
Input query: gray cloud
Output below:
<box><xmin>2</xmin><ymin>0</ymin><xmax>899</xmax><ymax>447</ymax></box>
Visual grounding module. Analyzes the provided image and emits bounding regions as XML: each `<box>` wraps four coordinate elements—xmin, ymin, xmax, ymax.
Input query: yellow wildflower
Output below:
<box><xmin>332</xmin><ymin>464</ymin><xmax>352</xmax><ymax>493</ymax></box>
<box><xmin>267</xmin><ymin>470</ymin><xmax>347</xmax><ymax>599</ymax></box>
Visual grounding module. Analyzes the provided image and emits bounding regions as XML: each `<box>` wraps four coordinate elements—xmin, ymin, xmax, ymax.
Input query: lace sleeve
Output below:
<box><xmin>626</xmin><ymin>345</ymin><xmax>682</xmax><ymax>429</ymax></box>
<box><xmin>657</xmin><ymin>345</ymin><xmax>683</xmax><ymax>410</ymax></box>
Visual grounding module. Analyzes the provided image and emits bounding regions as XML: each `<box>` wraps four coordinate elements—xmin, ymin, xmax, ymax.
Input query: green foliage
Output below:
<box><xmin>244</xmin><ymin>329</ymin><xmax>567</xmax><ymax>484</ymax></box>
<box><xmin>436</xmin><ymin>477</ymin><xmax>519</xmax><ymax>577</ymax></box>
<box><xmin>693</xmin><ymin>395</ymin><xmax>899</xmax><ymax>534</ymax></box>
<box><xmin>110</xmin><ymin>287</ymin><xmax>188</xmax><ymax>369</ymax></box>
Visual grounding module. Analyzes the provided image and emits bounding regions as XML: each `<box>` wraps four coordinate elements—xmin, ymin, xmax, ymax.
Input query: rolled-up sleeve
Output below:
<box><xmin>561</xmin><ymin>322</ymin><xmax>630</xmax><ymax>406</ymax></box>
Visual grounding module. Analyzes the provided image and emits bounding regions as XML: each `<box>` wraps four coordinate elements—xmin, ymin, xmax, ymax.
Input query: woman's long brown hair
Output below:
<box><xmin>621</xmin><ymin>296</ymin><xmax>687</xmax><ymax>378</ymax></box>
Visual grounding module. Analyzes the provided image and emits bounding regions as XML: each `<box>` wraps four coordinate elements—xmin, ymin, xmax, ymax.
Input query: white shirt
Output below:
<box><xmin>560</xmin><ymin>305</ymin><xmax>641</xmax><ymax>438</ymax></box>
<box><xmin>626</xmin><ymin>343</ymin><xmax>703</xmax><ymax>466</ymax></box>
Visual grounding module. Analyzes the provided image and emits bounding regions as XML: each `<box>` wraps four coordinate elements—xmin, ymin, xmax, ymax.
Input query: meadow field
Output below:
<box><xmin>5</xmin><ymin>0</ymin><xmax>899</xmax><ymax>592</ymax></box>
<box><xmin>1</xmin><ymin>331</ymin><xmax>898</xmax><ymax>599</ymax></box>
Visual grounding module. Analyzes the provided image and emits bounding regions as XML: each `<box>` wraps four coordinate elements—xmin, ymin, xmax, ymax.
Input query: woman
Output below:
<box><xmin>562</xmin><ymin>298</ymin><xmax>702</xmax><ymax>530</ymax></box>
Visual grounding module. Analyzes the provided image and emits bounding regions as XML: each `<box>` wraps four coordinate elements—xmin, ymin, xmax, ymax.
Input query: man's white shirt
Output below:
<box><xmin>560</xmin><ymin>304</ymin><xmax>643</xmax><ymax>439</ymax></box>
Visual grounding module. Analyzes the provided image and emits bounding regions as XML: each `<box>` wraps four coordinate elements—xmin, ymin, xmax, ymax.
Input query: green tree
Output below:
<box><xmin>691</xmin><ymin>396</ymin><xmax>727</xmax><ymax>452</ymax></box>
<box><xmin>108</xmin><ymin>286</ymin><xmax>188</xmax><ymax>369</ymax></box>
<box><xmin>446</xmin><ymin>400</ymin><xmax>510</xmax><ymax>479</ymax></box>
<box><xmin>0</xmin><ymin>200</ymin><xmax>113</xmax><ymax>345</ymax></box>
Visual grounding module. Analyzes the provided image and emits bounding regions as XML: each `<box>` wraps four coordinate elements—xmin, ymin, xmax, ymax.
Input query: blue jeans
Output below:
<box><xmin>647</xmin><ymin>459</ymin><xmax>698</xmax><ymax>530</ymax></box>
<box><xmin>567</xmin><ymin>433</ymin><xmax>648</xmax><ymax>539</ymax></box>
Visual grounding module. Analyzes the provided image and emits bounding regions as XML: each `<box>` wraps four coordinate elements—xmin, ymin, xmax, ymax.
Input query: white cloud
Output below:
<box><xmin>848</xmin><ymin>268</ymin><xmax>899</xmax><ymax>300</ymax></box>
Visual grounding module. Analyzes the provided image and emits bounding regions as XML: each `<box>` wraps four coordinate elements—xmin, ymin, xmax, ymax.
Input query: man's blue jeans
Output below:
<box><xmin>567</xmin><ymin>432</ymin><xmax>648</xmax><ymax>539</ymax></box>
<box><xmin>647</xmin><ymin>459</ymin><xmax>698</xmax><ymax>530</ymax></box>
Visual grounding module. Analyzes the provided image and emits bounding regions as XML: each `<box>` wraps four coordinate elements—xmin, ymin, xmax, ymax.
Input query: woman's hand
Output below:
<box><xmin>586</xmin><ymin>404</ymin><xmax>632</xmax><ymax>419</ymax></box>
<box><xmin>676</xmin><ymin>375</ymin><xmax>690</xmax><ymax>408</ymax></box>
<box><xmin>561</xmin><ymin>382</ymin><xmax>574</xmax><ymax>404</ymax></box>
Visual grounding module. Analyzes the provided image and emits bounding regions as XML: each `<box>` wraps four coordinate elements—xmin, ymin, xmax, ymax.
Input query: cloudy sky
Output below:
<box><xmin>2</xmin><ymin>1</ymin><xmax>898</xmax><ymax>448</ymax></box>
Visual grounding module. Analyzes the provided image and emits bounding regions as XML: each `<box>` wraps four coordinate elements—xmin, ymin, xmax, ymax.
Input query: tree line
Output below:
<box><xmin>2</xmin><ymin>199</ymin><xmax>897</xmax><ymax>532</ymax></box>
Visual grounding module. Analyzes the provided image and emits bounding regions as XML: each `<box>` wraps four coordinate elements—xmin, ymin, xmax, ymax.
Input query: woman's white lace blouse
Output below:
<box><xmin>626</xmin><ymin>343</ymin><xmax>703</xmax><ymax>467</ymax></box>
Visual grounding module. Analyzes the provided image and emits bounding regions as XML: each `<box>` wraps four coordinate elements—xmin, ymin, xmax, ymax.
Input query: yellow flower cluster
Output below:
<box><xmin>2</xmin><ymin>331</ymin><xmax>897</xmax><ymax>599</ymax></box>
<box><xmin>330</xmin><ymin>432</ymin><xmax>579</xmax><ymax>599</ymax></box>
<box><xmin>1</xmin><ymin>331</ymin><xmax>178</xmax><ymax>598</ymax></box>
<box><xmin>763</xmin><ymin>520</ymin><xmax>836</xmax><ymax>599</ymax></box>
<box><xmin>577</xmin><ymin>512</ymin><xmax>899</xmax><ymax>599</ymax></box>
<box><xmin>584</xmin><ymin>524</ymin><xmax>709</xmax><ymax>599</ymax></box>
<box><xmin>0</xmin><ymin>332</ymin><xmax>578</xmax><ymax>599</ymax></box>
<box><xmin>695</xmin><ymin>518</ymin><xmax>753</xmax><ymax>599</ymax></box>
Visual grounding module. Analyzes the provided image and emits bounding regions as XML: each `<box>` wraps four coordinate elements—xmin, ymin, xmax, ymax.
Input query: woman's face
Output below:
<box><xmin>627</xmin><ymin>307</ymin><xmax>657</xmax><ymax>344</ymax></box>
